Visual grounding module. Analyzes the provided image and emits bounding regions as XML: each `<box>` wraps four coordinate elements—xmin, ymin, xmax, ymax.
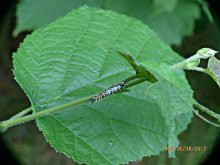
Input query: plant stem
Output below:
<box><xmin>171</xmin><ymin>53</ymin><xmax>201</xmax><ymax>70</ymax></box>
<box><xmin>0</xmin><ymin>107</ymin><xmax>33</xmax><ymax>132</ymax></box>
<box><xmin>171</xmin><ymin>48</ymin><xmax>218</xmax><ymax>70</ymax></box>
<box><xmin>0</xmin><ymin>74</ymin><xmax>153</xmax><ymax>132</ymax></box>
<box><xmin>0</xmin><ymin>75</ymin><xmax>151</xmax><ymax>132</ymax></box>
<box><xmin>9</xmin><ymin>107</ymin><xmax>32</xmax><ymax>120</ymax></box>
<box><xmin>193</xmin><ymin>110</ymin><xmax>220</xmax><ymax>127</ymax></box>
<box><xmin>125</xmin><ymin>77</ymin><xmax>148</xmax><ymax>88</ymax></box>
<box><xmin>193</xmin><ymin>103</ymin><xmax>220</xmax><ymax>120</ymax></box>
<box><xmin>123</xmin><ymin>74</ymin><xmax>146</xmax><ymax>83</ymax></box>
<box><xmin>0</xmin><ymin>96</ymin><xmax>91</xmax><ymax>132</ymax></box>
<box><xmin>191</xmin><ymin>67</ymin><xmax>209</xmax><ymax>74</ymax></box>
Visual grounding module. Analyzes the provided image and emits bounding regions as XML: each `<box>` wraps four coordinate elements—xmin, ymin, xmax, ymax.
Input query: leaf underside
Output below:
<box><xmin>13</xmin><ymin>6</ymin><xmax>195</xmax><ymax>165</ymax></box>
<box><xmin>208</xmin><ymin>56</ymin><xmax>220</xmax><ymax>87</ymax></box>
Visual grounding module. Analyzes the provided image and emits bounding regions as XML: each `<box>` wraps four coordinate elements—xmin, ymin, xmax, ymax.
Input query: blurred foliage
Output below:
<box><xmin>13</xmin><ymin>0</ymin><xmax>209</xmax><ymax>45</ymax></box>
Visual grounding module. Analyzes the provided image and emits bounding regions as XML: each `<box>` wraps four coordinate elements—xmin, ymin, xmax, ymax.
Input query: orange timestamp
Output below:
<box><xmin>165</xmin><ymin>146</ymin><xmax>207</xmax><ymax>151</ymax></box>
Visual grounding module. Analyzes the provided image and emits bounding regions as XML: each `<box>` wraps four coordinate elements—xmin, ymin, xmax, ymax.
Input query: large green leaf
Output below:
<box><xmin>13</xmin><ymin>6</ymin><xmax>195</xmax><ymax>164</ymax></box>
<box><xmin>14</xmin><ymin>0</ymin><xmax>203</xmax><ymax>45</ymax></box>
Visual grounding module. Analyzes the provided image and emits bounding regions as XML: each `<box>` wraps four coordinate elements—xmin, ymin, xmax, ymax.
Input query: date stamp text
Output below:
<box><xmin>165</xmin><ymin>146</ymin><xmax>207</xmax><ymax>151</ymax></box>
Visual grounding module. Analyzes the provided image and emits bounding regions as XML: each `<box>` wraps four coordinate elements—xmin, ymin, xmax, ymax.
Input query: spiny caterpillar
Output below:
<box><xmin>90</xmin><ymin>81</ymin><xmax>126</xmax><ymax>103</ymax></box>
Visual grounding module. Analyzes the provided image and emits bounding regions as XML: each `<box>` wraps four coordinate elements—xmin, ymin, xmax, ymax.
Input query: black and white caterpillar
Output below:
<box><xmin>90</xmin><ymin>81</ymin><xmax>126</xmax><ymax>103</ymax></box>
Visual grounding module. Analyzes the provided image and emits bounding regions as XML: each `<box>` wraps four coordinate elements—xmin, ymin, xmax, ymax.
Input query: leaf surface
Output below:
<box><xmin>140</xmin><ymin>61</ymin><xmax>195</xmax><ymax>157</ymax></box>
<box><xmin>207</xmin><ymin>56</ymin><xmax>220</xmax><ymax>87</ymax></box>
<box><xmin>13</xmin><ymin>6</ymin><xmax>194</xmax><ymax>164</ymax></box>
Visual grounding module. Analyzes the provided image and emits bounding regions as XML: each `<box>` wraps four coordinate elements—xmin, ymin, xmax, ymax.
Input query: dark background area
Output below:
<box><xmin>0</xmin><ymin>0</ymin><xmax>220</xmax><ymax>165</ymax></box>
<box><xmin>1</xmin><ymin>0</ymin><xmax>21</xmax><ymax>164</ymax></box>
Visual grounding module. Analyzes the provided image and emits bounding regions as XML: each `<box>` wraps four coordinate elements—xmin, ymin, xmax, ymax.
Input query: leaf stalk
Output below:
<box><xmin>0</xmin><ymin>74</ymin><xmax>151</xmax><ymax>132</ymax></box>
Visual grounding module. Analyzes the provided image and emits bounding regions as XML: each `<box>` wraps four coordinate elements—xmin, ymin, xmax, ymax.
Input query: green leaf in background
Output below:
<box><xmin>149</xmin><ymin>0</ymin><xmax>178</xmax><ymax>16</ymax></box>
<box><xmin>195</xmin><ymin>0</ymin><xmax>214</xmax><ymax>22</ymax></box>
<box><xmin>13</xmin><ymin>6</ymin><xmax>195</xmax><ymax>164</ymax></box>
<box><xmin>13</xmin><ymin>0</ymin><xmax>103</xmax><ymax>36</ymax></box>
<box><xmin>14</xmin><ymin>0</ymin><xmax>207</xmax><ymax>45</ymax></box>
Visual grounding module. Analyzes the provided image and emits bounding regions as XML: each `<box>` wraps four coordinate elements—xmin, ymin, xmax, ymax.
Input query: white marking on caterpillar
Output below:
<box><xmin>91</xmin><ymin>81</ymin><xmax>125</xmax><ymax>103</ymax></box>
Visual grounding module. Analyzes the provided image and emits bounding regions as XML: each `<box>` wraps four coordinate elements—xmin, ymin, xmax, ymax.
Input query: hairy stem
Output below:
<box><xmin>0</xmin><ymin>96</ymin><xmax>91</xmax><ymax>132</ymax></box>
<box><xmin>0</xmin><ymin>74</ymin><xmax>153</xmax><ymax>132</ymax></box>
<box><xmin>193</xmin><ymin>103</ymin><xmax>220</xmax><ymax>120</ymax></box>
<box><xmin>193</xmin><ymin>110</ymin><xmax>220</xmax><ymax>127</ymax></box>
<box><xmin>171</xmin><ymin>54</ymin><xmax>201</xmax><ymax>70</ymax></box>
<box><xmin>191</xmin><ymin>67</ymin><xmax>209</xmax><ymax>74</ymax></box>
<box><xmin>0</xmin><ymin>107</ymin><xmax>33</xmax><ymax>132</ymax></box>
<box><xmin>9</xmin><ymin>107</ymin><xmax>32</xmax><ymax>120</ymax></box>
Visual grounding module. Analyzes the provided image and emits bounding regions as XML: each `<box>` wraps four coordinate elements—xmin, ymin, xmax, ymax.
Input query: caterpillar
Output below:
<box><xmin>90</xmin><ymin>81</ymin><xmax>126</xmax><ymax>103</ymax></box>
